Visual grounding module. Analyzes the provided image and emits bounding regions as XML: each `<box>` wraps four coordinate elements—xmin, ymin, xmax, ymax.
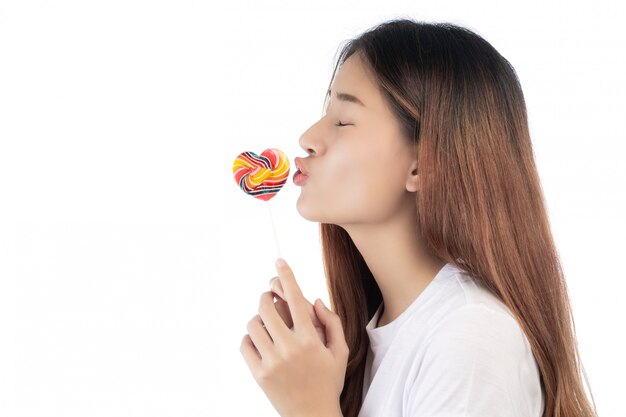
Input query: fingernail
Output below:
<box><xmin>276</xmin><ymin>258</ymin><xmax>286</xmax><ymax>268</ymax></box>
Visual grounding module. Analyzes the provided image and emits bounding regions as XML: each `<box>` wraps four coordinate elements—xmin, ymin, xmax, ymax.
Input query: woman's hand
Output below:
<box><xmin>240</xmin><ymin>258</ymin><xmax>349</xmax><ymax>417</ymax></box>
<box><xmin>269</xmin><ymin>276</ymin><xmax>327</xmax><ymax>346</ymax></box>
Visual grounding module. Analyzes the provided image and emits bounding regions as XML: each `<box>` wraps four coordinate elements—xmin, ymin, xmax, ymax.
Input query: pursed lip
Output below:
<box><xmin>294</xmin><ymin>157</ymin><xmax>309</xmax><ymax>176</ymax></box>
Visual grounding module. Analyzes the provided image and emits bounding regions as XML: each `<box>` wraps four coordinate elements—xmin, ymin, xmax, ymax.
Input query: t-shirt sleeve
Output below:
<box><xmin>403</xmin><ymin>304</ymin><xmax>543</xmax><ymax>417</ymax></box>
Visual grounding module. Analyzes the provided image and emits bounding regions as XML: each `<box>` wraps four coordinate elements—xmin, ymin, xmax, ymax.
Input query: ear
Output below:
<box><xmin>405</xmin><ymin>160</ymin><xmax>420</xmax><ymax>192</ymax></box>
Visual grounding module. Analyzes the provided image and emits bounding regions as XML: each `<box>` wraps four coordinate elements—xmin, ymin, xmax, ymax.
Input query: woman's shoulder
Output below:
<box><xmin>427</xmin><ymin>302</ymin><xmax>528</xmax><ymax>349</ymax></box>
<box><xmin>444</xmin><ymin>265</ymin><xmax>519</xmax><ymax>322</ymax></box>
<box><xmin>418</xmin><ymin>265</ymin><xmax>528</xmax><ymax>349</ymax></box>
<box><xmin>404</xmin><ymin>291</ymin><xmax>544</xmax><ymax>417</ymax></box>
<box><xmin>409</xmin><ymin>301</ymin><xmax>539</xmax><ymax>393</ymax></box>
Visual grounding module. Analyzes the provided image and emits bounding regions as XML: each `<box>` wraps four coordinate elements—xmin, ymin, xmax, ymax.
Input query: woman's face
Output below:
<box><xmin>296</xmin><ymin>51</ymin><xmax>418</xmax><ymax>226</ymax></box>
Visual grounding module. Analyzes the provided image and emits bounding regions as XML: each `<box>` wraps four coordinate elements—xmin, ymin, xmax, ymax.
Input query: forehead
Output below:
<box><xmin>329</xmin><ymin>52</ymin><xmax>380</xmax><ymax>108</ymax></box>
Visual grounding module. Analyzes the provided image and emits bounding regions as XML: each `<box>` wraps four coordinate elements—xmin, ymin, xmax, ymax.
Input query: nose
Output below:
<box><xmin>298</xmin><ymin>118</ymin><xmax>326</xmax><ymax>156</ymax></box>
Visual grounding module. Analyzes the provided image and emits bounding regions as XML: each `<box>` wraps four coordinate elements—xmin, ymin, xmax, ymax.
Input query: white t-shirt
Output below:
<box><xmin>358</xmin><ymin>262</ymin><xmax>545</xmax><ymax>417</ymax></box>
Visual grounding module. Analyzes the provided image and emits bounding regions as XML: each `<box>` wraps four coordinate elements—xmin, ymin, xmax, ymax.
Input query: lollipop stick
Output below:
<box><xmin>267</xmin><ymin>199</ymin><xmax>282</xmax><ymax>259</ymax></box>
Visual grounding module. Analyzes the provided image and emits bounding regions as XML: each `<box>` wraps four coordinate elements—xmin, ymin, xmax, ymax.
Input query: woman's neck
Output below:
<box><xmin>343</xmin><ymin>206</ymin><xmax>445</xmax><ymax>328</ymax></box>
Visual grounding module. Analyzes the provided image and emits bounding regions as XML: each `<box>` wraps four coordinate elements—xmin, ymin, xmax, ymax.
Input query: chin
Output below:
<box><xmin>295</xmin><ymin>191</ymin><xmax>362</xmax><ymax>226</ymax></box>
<box><xmin>295</xmin><ymin>197</ymin><xmax>321</xmax><ymax>222</ymax></box>
<box><xmin>296</xmin><ymin>203</ymin><xmax>350</xmax><ymax>229</ymax></box>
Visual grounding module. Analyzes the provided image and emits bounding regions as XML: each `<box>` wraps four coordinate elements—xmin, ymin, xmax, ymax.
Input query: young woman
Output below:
<box><xmin>240</xmin><ymin>18</ymin><xmax>598</xmax><ymax>417</ymax></box>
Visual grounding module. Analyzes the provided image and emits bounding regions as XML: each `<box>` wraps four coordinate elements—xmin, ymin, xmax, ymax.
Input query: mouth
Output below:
<box><xmin>294</xmin><ymin>157</ymin><xmax>308</xmax><ymax>176</ymax></box>
<box><xmin>293</xmin><ymin>157</ymin><xmax>310</xmax><ymax>186</ymax></box>
<box><xmin>293</xmin><ymin>169</ymin><xmax>308</xmax><ymax>186</ymax></box>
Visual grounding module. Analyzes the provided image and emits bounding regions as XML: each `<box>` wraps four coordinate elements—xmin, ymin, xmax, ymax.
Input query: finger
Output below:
<box><xmin>269</xmin><ymin>276</ymin><xmax>285</xmax><ymax>300</ymax></box>
<box><xmin>246</xmin><ymin>314</ymin><xmax>275</xmax><ymax>360</ymax></box>
<box><xmin>258</xmin><ymin>291</ymin><xmax>291</xmax><ymax>344</ymax></box>
<box><xmin>240</xmin><ymin>334</ymin><xmax>261</xmax><ymax>361</ymax></box>
<box><xmin>272</xmin><ymin>274</ymin><xmax>323</xmax><ymax>328</ymax></box>
<box><xmin>239</xmin><ymin>334</ymin><xmax>263</xmax><ymax>381</ymax></box>
<box><xmin>314</xmin><ymin>299</ymin><xmax>349</xmax><ymax>357</ymax></box>
<box><xmin>304</xmin><ymin>296</ymin><xmax>323</xmax><ymax>328</ymax></box>
<box><xmin>275</xmin><ymin>258</ymin><xmax>315</xmax><ymax>334</ymax></box>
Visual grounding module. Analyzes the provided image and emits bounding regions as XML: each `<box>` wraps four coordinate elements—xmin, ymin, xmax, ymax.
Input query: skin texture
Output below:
<box><xmin>240</xmin><ymin>51</ymin><xmax>445</xmax><ymax>417</ymax></box>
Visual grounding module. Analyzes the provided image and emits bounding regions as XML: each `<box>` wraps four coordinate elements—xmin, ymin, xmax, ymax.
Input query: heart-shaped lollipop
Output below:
<box><xmin>232</xmin><ymin>148</ymin><xmax>290</xmax><ymax>201</ymax></box>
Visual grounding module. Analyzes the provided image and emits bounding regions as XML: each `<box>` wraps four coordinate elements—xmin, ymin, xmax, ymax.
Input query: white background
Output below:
<box><xmin>0</xmin><ymin>0</ymin><xmax>624</xmax><ymax>416</ymax></box>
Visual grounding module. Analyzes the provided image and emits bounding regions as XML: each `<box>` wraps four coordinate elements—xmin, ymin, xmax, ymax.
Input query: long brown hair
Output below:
<box><xmin>318</xmin><ymin>18</ymin><xmax>598</xmax><ymax>417</ymax></box>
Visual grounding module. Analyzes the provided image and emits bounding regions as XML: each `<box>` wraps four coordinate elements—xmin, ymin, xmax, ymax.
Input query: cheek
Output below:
<box><xmin>331</xmin><ymin>151</ymin><xmax>395</xmax><ymax>207</ymax></box>
<box><xmin>346</xmin><ymin>150</ymin><xmax>408</xmax><ymax>210</ymax></box>
<box><xmin>327</xmin><ymin>150</ymin><xmax>368</xmax><ymax>189</ymax></box>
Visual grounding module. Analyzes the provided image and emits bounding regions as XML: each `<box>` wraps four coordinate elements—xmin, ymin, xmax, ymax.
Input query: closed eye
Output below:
<box><xmin>335</xmin><ymin>121</ymin><xmax>351</xmax><ymax>127</ymax></box>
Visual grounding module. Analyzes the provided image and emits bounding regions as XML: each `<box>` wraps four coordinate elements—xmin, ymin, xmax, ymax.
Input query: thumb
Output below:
<box><xmin>314</xmin><ymin>298</ymin><xmax>348</xmax><ymax>354</ymax></box>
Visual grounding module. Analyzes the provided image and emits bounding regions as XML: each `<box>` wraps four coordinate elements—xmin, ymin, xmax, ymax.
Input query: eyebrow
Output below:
<box><xmin>326</xmin><ymin>88</ymin><xmax>366</xmax><ymax>107</ymax></box>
